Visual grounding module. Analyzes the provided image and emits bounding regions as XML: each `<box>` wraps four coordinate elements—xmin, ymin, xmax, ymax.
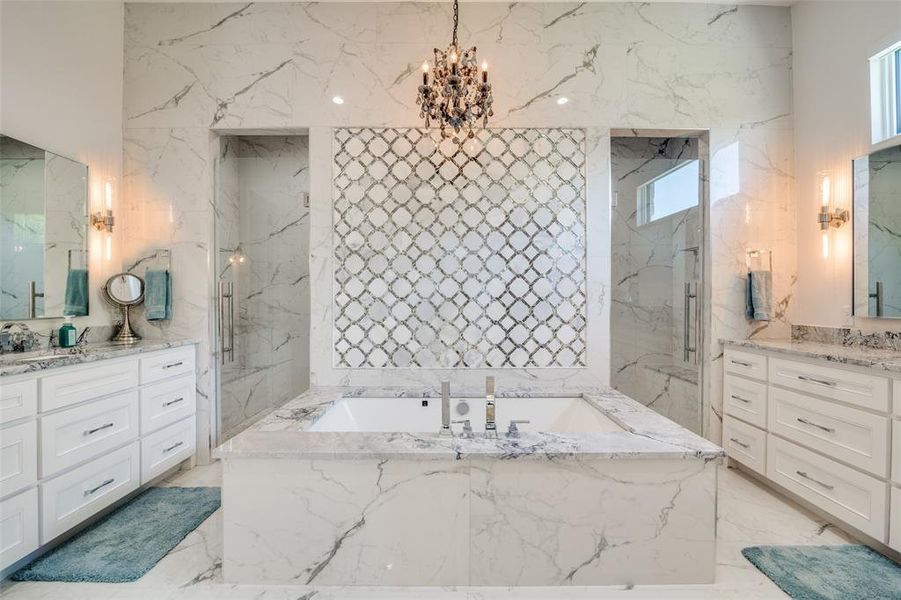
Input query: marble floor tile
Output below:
<box><xmin>1</xmin><ymin>463</ymin><xmax>859</xmax><ymax>599</ymax></box>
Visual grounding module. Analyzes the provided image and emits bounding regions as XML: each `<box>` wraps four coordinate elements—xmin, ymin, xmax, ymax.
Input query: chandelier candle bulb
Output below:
<box><xmin>482</xmin><ymin>62</ymin><xmax>488</xmax><ymax>82</ymax></box>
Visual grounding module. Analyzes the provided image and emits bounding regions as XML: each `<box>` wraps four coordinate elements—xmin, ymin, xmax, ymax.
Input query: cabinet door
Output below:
<box><xmin>0</xmin><ymin>378</ymin><xmax>37</xmax><ymax>425</ymax></box>
<box><xmin>0</xmin><ymin>487</ymin><xmax>38</xmax><ymax>570</ymax></box>
<box><xmin>0</xmin><ymin>420</ymin><xmax>37</xmax><ymax>498</ymax></box>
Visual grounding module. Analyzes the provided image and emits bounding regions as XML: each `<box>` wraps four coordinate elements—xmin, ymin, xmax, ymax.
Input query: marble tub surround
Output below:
<box><xmin>0</xmin><ymin>338</ymin><xmax>196</xmax><ymax>377</ymax></box>
<box><xmin>216</xmin><ymin>387</ymin><xmax>720</xmax><ymax>586</ymax></box>
<box><xmin>122</xmin><ymin>2</ymin><xmax>797</xmax><ymax>453</ymax></box>
<box><xmin>724</xmin><ymin>337</ymin><xmax>901</xmax><ymax>374</ymax></box>
<box><xmin>214</xmin><ymin>386</ymin><xmax>723</xmax><ymax>460</ymax></box>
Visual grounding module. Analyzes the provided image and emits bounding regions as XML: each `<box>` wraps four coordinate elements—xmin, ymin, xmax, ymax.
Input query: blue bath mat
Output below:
<box><xmin>742</xmin><ymin>545</ymin><xmax>901</xmax><ymax>600</ymax></box>
<box><xmin>12</xmin><ymin>486</ymin><xmax>220</xmax><ymax>583</ymax></box>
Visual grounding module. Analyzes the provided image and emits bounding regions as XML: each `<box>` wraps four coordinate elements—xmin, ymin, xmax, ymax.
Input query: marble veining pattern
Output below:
<box><xmin>332</xmin><ymin>127</ymin><xmax>586</xmax><ymax>369</ymax></box>
<box><xmin>0</xmin><ymin>339</ymin><xmax>196</xmax><ymax>378</ymax></box>
<box><xmin>121</xmin><ymin>2</ymin><xmax>797</xmax><ymax>452</ymax></box>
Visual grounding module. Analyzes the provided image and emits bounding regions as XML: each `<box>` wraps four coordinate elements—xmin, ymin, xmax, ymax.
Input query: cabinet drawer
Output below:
<box><xmin>140</xmin><ymin>347</ymin><xmax>195</xmax><ymax>385</ymax></box>
<box><xmin>724</xmin><ymin>348</ymin><xmax>767</xmax><ymax>380</ymax></box>
<box><xmin>0</xmin><ymin>420</ymin><xmax>37</xmax><ymax>498</ymax></box>
<box><xmin>769</xmin><ymin>387</ymin><xmax>889</xmax><ymax>477</ymax></box>
<box><xmin>894</xmin><ymin>381</ymin><xmax>901</xmax><ymax>417</ymax></box>
<box><xmin>40</xmin><ymin>359</ymin><xmax>139</xmax><ymax>413</ymax></box>
<box><xmin>723</xmin><ymin>374</ymin><xmax>767</xmax><ymax>429</ymax></box>
<box><xmin>893</xmin><ymin>420</ymin><xmax>901</xmax><ymax>485</ymax></box>
<box><xmin>141</xmin><ymin>417</ymin><xmax>195</xmax><ymax>484</ymax></box>
<box><xmin>140</xmin><ymin>375</ymin><xmax>196</xmax><ymax>435</ymax></box>
<box><xmin>0</xmin><ymin>487</ymin><xmax>38</xmax><ymax>571</ymax></box>
<box><xmin>40</xmin><ymin>391</ymin><xmax>139</xmax><ymax>478</ymax></box>
<box><xmin>767</xmin><ymin>435</ymin><xmax>888</xmax><ymax>541</ymax></box>
<box><xmin>723</xmin><ymin>416</ymin><xmax>766</xmax><ymax>476</ymax></box>
<box><xmin>769</xmin><ymin>357</ymin><xmax>888</xmax><ymax>413</ymax></box>
<box><xmin>40</xmin><ymin>441</ymin><xmax>139</xmax><ymax>544</ymax></box>
<box><xmin>0</xmin><ymin>378</ymin><xmax>37</xmax><ymax>424</ymax></box>
<box><xmin>890</xmin><ymin>487</ymin><xmax>900</xmax><ymax>552</ymax></box>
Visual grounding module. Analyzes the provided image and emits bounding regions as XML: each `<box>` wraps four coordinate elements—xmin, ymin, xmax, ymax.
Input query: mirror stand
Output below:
<box><xmin>111</xmin><ymin>304</ymin><xmax>141</xmax><ymax>344</ymax></box>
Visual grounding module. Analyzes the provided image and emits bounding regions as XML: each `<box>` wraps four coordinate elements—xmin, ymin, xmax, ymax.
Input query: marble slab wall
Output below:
<box><xmin>216</xmin><ymin>135</ymin><xmax>310</xmax><ymax>440</ymax></box>
<box><xmin>333</xmin><ymin>127</ymin><xmax>586</xmax><ymax>369</ymax></box>
<box><xmin>123</xmin><ymin>2</ymin><xmax>796</xmax><ymax>449</ymax></box>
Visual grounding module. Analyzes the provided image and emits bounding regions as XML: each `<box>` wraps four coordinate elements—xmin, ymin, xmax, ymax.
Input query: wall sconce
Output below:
<box><xmin>91</xmin><ymin>178</ymin><xmax>115</xmax><ymax>233</ymax></box>
<box><xmin>817</xmin><ymin>170</ymin><xmax>848</xmax><ymax>259</ymax></box>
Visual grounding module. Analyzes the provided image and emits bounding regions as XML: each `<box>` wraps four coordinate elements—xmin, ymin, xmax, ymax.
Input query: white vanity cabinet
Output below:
<box><xmin>723</xmin><ymin>344</ymin><xmax>898</xmax><ymax>554</ymax></box>
<box><xmin>0</xmin><ymin>345</ymin><xmax>197</xmax><ymax>572</ymax></box>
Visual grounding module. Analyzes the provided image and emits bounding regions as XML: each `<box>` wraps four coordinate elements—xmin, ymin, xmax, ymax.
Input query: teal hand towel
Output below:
<box><xmin>63</xmin><ymin>269</ymin><xmax>88</xmax><ymax>317</ymax></box>
<box><xmin>747</xmin><ymin>270</ymin><xmax>772</xmax><ymax>321</ymax></box>
<box><xmin>145</xmin><ymin>270</ymin><xmax>171</xmax><ymax>321</ymax></box>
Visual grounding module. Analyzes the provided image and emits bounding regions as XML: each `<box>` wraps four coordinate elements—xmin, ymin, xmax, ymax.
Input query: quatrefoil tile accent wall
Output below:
<box><xmin>333</xmin><ymin>128</ymin><xmax>587</xmax><ymax>368</ymax></box>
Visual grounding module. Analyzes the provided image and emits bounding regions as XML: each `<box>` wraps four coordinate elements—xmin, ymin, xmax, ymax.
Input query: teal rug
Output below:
<box><xmin>12</xmin><ymin>486</ymin><xmax>220</xmax><ymax>583</ymax></box>
<box><xmin>742</xmin><ymin>545</ymin><xmax>901</xmax><ymax>600</ymax></box>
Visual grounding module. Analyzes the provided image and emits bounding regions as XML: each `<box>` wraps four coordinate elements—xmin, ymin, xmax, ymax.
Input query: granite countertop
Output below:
<box><xmin>0</xmin><ymin>339</ymin><xmax>196</xmax><ymax>377</ymax></box>
<box><xmin>723</xmin><ymin>338</ymin><xmax>901</xmax><ymax>374</ymax></box>
<box><xmin>214</xmin><ymin>386</ymin><xmax>724</xmax><ymax>462</ymax></box>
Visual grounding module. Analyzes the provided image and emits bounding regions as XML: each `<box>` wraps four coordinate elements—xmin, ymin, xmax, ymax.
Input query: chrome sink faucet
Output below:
<box><xmin>485</xmin><ymin>376</ymin><xmax>497</xmax><ymax>437</ymax></box>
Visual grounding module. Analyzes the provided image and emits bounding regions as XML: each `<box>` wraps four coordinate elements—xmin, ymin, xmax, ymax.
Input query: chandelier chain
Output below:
<box><xmin>452</xmin><ymin>0</ymin><xmax>459</xmax><ymax>47</ymax></box>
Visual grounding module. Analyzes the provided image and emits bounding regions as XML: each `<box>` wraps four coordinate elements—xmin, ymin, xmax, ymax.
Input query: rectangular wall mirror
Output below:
<box><xmin>0</xmin><ymin>134</ymin><xmax>89</xmax><ymax>320</ymax></box>
<box><xmin>853</xmin><ymin>142</ymin><xmax>901</xmax><ymax>318</ymax></box>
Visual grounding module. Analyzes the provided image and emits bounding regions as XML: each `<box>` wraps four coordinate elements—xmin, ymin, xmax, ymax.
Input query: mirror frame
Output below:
<box><xmin>104</xmin><ymin>272</ymin><xmax>145</xmax><ymax>307</ymax></box>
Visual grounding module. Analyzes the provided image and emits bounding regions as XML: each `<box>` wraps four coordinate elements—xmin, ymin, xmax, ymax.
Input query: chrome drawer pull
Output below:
<box><xmin>163</xmin><ymin>441</ymin><xmax>184</xmax><ymax>454</ymax></box>
<box><xmin>730</xmin><ymin>360</ymin><xmax>752</xmax><ymax>367</ymax></box>
<box><xmin>163</xmin><ymin>397</ymin><xmax>184</xmax><ymax>407</ymax></box>
<box><xmin>84</xmin><ymin>478</ymin><xmax>115</xmax><ymax>496</ymax></box>
<box><xmin>796</xmin><ymin>417</ymin><xmax>835</xmax><ymax>433</ymax></box>
<box><xmin>797</xmin><ymin>375</ymin><xmax>836</xmax><ymax>387</ymax></box>
<box><xmin>795</xmin><ymin>470</ymin><xmax>834</xmax><ymax>490</ymax></box>
<box><xmin>162</xmin><ymin>361</ymin><xmax>184</xmax><ymax>370</ymax></box>
<box><xmin>731</xmin><ymin>394</ymin><xmax>751</xmax><ymax>404</ymax></box>
<box><xmin>729</xmin><ymin>437</ymin><xmax>750</xmax><ymax>449</ymax></box>
<box><xmin>84</xmin><ymin>422</ymin><xmax>114</xmax><ymax>436</ymax></box>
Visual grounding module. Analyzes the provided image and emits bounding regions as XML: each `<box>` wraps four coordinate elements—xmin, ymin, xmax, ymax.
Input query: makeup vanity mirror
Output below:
<box><xmin>853</xmin><ymin>142</ymin><xmax>901</xmax><ymax>318</ymax></box>
<box><xmin>0</xmin><ymin>134</ymin><xmax>89</xmax><ymax>319</ymax></box>
<box><xmin>105</xmin><ymin>272</ymin><xmax>144</xmax><ymax>344</ymax></box>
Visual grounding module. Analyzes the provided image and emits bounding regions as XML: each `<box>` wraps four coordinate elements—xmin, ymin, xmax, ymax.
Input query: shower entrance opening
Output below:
<box><xmin>212</xmin><ymin>133</ymin><xmax>311</xmax><ymax>444</ymax></box>
<box><xmin>609</xmin><ymin>131</ymin><xmax>708</xmax><ymax>435</ymax></box>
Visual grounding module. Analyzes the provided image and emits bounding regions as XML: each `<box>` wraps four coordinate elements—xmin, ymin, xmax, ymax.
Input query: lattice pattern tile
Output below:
<box><xmin>333</xmin><ymin>128</ymin><xmax>586</xmax><ymax>368</ymax></box>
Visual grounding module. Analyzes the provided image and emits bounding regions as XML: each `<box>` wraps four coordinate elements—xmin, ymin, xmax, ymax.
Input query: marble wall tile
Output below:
<box><xmin>123</xmin><ymin>3</ymin><xmax>796</xmax><ymax>448</ymax></box>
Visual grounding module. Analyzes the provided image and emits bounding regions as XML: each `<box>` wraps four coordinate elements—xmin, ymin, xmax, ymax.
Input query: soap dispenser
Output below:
<box><xmin>59</xmin><ymin>322</ymin><xmax>77</xmax><ymax>348</ymax></box>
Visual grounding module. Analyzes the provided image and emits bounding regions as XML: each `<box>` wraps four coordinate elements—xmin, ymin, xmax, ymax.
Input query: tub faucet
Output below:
<box><xmin>485</xmin><ymin>376</ymin><xmax>497</xmax><ymax>437</ymax></box>
<box><xmin>439</xmin><ymin>380</ymin><xmax>452</xmax><ymax>437</ymax></box>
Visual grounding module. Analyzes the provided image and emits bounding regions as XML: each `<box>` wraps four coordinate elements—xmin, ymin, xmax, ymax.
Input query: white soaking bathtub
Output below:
<box><xmin>308</xmin><ymin>396</ymin><xmax>626</xmax><ymax>434</ymax></box>
<box><xmin>215</xmin><ymin>387</ymin><xmax>724</xmax><ymax>588</ymax></box>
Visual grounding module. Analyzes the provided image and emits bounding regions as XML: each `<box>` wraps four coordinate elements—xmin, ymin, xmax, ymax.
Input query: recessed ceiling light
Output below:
<box><xmin>556</xmin><ymin>97</ymin><xmax>569</xmax><ymax>105</ymax></box>
<box><xmin>332</xmin><ymin>96</ymin><xmax>345</xmax><ymax>105</ymax></box>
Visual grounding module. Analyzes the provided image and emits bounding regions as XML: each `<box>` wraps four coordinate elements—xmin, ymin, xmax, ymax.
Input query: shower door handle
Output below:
<box><xmin>219</xmin><ymin>280</ymin><xmax>235</xmax><ymax>364</ymax></box>
<box><xmin>869</xmin><ymin>280</ymin><xmax>884</xmax><ymax>317</ymax></box>
<box><xmin>683</xmin><ymin>282</ymin><xmax>698</xmax><ymax>363</ymax></box>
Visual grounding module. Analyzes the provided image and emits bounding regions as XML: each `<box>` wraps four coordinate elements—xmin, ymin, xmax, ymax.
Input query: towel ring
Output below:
<box><xmin>745</xmin><ymin>249</ymin><xmax>773</xmax><ymax>271</ymax></box>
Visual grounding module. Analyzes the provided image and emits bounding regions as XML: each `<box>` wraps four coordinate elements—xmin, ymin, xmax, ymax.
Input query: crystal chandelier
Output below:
<box><xmin>416</xmin><ymin>0</ymin><xmax>493</xmax><ymax>141</ymax></box>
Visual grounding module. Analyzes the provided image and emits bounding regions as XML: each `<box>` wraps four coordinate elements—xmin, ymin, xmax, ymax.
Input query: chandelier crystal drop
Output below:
<box><xmin>416</xmin><ymin>0</ymin><xmax>494</xmax><ymax>141</ymax></box>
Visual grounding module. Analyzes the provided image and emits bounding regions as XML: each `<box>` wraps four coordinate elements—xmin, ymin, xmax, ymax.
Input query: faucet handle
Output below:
<box><xmin>452</xmin><ymin>419</ymin><xmax>473</xmax><ymax>438</ymax></box>
<box><xmin>506</xmin><ymin>419</ymin><xmax>530</xmax><ymax>437</ymax></box>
